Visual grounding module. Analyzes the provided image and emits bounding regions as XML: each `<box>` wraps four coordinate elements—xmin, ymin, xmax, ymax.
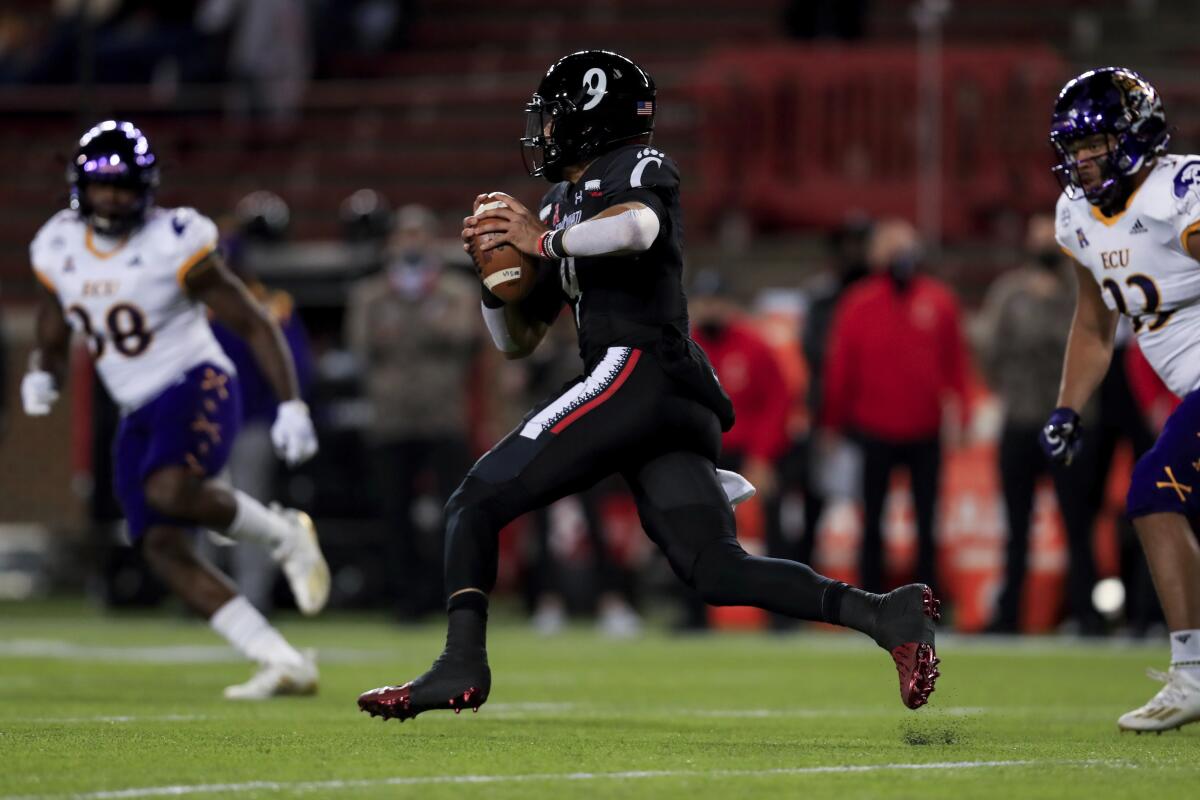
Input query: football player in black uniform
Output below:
<box><xmin>358</xmin><ymin>50</ymin><xmax>941</xmax><ymax>721</ymax></box>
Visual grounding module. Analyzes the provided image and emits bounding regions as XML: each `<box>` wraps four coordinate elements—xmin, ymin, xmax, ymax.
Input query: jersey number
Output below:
<box><xmin>1101</xmin><ymin>274</ymin><xmax>1175</xmax><ymax>333</ymax></box>
<box><xmin>560</xmin><ymin>257</ymin><xmax>582</xmax><ymax>325</ymax></box>
<box><xmin>66</xmin><ymin>303</ymin><xmax>153</xmax><ymax>359</ymax></box>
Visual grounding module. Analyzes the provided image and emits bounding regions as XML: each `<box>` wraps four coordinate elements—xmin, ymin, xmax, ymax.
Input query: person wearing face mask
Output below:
<box><xmin>796</xmin><ymin>217</ymin><xmax>873</xmax><ymax>566</ymax></box>
<box><xmin>975</xmin><ymin>214</ymin><xmax>1106</xmax><ymax>635</ymax></box>
<box><xmin>344</xmin><ymin>203</ymin><xmax>484</xmax><ymax>620</ymax></box>
<box><xmin>821</xmin><ymin>219</ymin><xmax>970</xmax><ymax>596</ymax></box>
<box><xmin>685</xmin><ymin>270</ymin><xmax>792</xmax><ymax>629</ymax></box>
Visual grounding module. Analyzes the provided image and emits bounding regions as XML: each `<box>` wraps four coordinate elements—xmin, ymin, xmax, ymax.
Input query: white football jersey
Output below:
<box><xmin>30</xmin><ymin>206</ymin><xmax>235</xmax><ymax>411</ymax></box>
<box><xmin>1056</xmin><ymin>154</ymin><xmax>1200</xmax><ymax>397</ymax></box>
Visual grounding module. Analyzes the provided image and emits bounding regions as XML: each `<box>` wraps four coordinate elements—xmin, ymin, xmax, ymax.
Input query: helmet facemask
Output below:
<box><xmin>70</xmin><ymin>176</ymin><xmax>152</xmax><ymax>238</ymax></box>
<box><xmin>1050</xmin><ymin>133</ymin><xmax>1128</xmax><ymax>209</ymax></box>
<box><xmin>521</xmin><ymin>94</ymin><xmax>571</xmax><ymax>182</ymax></box>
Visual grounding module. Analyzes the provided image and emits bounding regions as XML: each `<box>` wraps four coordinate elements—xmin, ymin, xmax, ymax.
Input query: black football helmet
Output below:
<box><xmin>522</xmin><ymin>50</ymin><xmax>656</xmax><ymax>182</ymax></box>
<box><xmin>67</xmin><ymin>120</ymin><xmax>159</xmax><ymax>236</ymax></box>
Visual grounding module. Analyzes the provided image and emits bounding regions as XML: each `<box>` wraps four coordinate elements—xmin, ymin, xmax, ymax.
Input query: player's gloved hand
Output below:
<box><xmin>271</xmin><ymin>399</ymin><xmax>318</xmax><ymax>467</ymax></box>
<box><xmin>1040</xmin><ymin>407</ymin><xmax>1083</xmax><ymax>466</ymax></box>
<box><xmin>21</xmin><ymin>370</ymin><xmax>59</xmax><ymax>416</ymax></box>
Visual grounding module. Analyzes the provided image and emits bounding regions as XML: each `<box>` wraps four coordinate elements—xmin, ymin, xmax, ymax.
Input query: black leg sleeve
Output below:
<box><xmin>626</xmin><ymin>450</ymin><xmax>881</xmax><ymax>627</ymax></box>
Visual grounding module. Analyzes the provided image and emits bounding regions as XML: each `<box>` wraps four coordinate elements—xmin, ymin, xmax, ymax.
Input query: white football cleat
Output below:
<box><xmin>598</xmin><ymin>601</ymin><xmax>642</xmax><ymax>639</ymax></box>
<box><xmin>1117</xmin><ymin>668</ymin><xmax>1200</xmax><ymax>733</ymax></box>
<box><xmin>224</xmin><ymin>651</ymin><xmax>318</xmax><ymax>700</ymax></box>
<box><xmin>273</xmin><ymin>507</ymin><xmax>331</xmax><ymax>616</ymax></box>
<box><xmin>531</xmin><ymin>600</ymin><xmax>567</xmax><ymax>637</ymax></box>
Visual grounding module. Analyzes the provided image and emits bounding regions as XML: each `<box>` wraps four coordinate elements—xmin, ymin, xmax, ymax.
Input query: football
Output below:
<box><xmin>469</xmin><ymin>194</ymin><xmax>537</xmax><ymax>303</ymax></box>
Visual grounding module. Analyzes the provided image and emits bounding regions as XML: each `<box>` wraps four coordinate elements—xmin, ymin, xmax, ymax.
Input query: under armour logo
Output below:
<box><xmin>1176</xmin><ymin>633</ymin><xmax>1192</xmax><ymax>644</ymax></box>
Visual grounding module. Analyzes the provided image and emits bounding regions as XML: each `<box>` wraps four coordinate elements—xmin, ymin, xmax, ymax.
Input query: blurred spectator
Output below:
<box><xmin>685</xmin><ymin>270</ymin><xmax>791</xmax><ymax>629</ymax></box>
<box><xmin>199</xmin><ymin>192</ymin><xmax>313</xmax><ymax>612</ymax></box>
<box><xmin>340</xmin><ymin>188</ymin><xmax>394</xmax><ymax>243</ymax></box>
<box><xmin>521</xmin><ymin>320</ymin><xmax>642</xmax><ymax>638</ymax></box>
<box><xmin>0</xmin><ymin>300</ymin><xmax>7</xmax><ymax>440</ymax></box>
<box><xmin>795</xmin><ymin>216</ymin><xmax>873</xmax><ymax>566</ymax></box>
<box><xmin>783</xmin><ymin>0</ymin><xmax>870</xmax><ymax>40</ymax></box>
<box><xmin>340</xmin><ymin>0</ymin><xmax>416</xmax><ymax>52</ymax></box>
<box><xmin>975</xmin><ymin>215</ymin><xmax>1104</xmax><ymax>635</ymax></box>
<box><xmin>821</xmin><ymin>218</ymin><xmax>969</xmax><ymax>595</ymax></box>
<box><xmin>0</xmin><ymin>7</ymin><xmax>44</xmax><ymax>84</ymax></box>
<box><xmin>1085</xmin><ymin>318</ymin><xmax>1162</xmax><ymax>636</ymax></box>
<box><xmin>344</xmin><ymin>204</ymin><xmax>482</xmax><ymax>620</ymax></box>
<box><xmin>339</xmin><ymin>189</ymin><xmax>394</xmax><ymax>275</ymax></box>
<box><xmin>25</xmin><ymin>1</ymin><xmax>214</xmax><ymax>85</ymax></box>
<box><xmin>197</xmin><ymin>0</ymin><xmax>311</xmax><ymax>129</ymax></box>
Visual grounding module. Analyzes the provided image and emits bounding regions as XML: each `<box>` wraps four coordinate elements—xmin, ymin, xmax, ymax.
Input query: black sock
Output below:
<box><xmin>825</xmin><ymin>581</ymin><xmax>883</xmax><ymax>640</ymax></box>
<box><xmin>444</xmin><ymin>592</ymin><xmax>489</xmax><ymax>661</ymax></box>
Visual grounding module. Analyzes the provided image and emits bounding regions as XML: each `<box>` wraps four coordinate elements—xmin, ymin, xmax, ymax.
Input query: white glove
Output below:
<box><xmin>271</xmin><ymin>399</ymin><xmax>318</xmax><ymax>466</ymax></box>
<box><xmin>21</xmin><ymin>371</ymin><xmax>59</xmax><ymax>416</ymax></box>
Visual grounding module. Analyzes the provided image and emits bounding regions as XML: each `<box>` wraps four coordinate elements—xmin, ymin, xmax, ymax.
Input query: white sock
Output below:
<box><xmin>224</xmin><ymin>490</ymin><xmax>293</xmax><ymax>553</ymax></box>
<box><xmin>1169</xmin><ymin>629</ymin><xmax>1200</xmax><ymax>674</ymax></box>
<box><xmin>210</xmin><ymin>595</ymin><xmax>304</xmax><ymax>667</ymax></box>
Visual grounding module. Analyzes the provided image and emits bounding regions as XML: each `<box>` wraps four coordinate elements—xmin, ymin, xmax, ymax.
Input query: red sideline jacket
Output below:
<box><xmin>693</xmin><ymin>320</ymin><xmax>791</xmax><ymax>462</ymax></box>
<box><xmin>821</xmin><ymin>274</ymin><xmax>969</xmax><ymax>442</ymax></box>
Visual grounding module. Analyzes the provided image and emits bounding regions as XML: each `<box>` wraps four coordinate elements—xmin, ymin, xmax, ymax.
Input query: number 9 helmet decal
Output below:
<box><xmin>522</xmin><ymin>50</ymin><xmax>657</xmax><ymax>182</ymax></box>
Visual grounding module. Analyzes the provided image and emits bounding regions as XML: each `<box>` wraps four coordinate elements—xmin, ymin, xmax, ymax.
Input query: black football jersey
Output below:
<box><xmin>520</xmin><ymin>143</ymin><xmax>688</xmax><ymax>369</ymax></box>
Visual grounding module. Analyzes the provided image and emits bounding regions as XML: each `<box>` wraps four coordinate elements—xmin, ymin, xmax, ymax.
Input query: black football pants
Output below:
<box><xmin>441</xmin><ymin>346</ymin><xmax>838</xmax><ymax>619</ymax></box>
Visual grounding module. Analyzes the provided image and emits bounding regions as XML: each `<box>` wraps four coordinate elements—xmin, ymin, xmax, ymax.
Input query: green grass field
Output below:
<box><xmin>1</xmin><ymin>601</ymin><xmax>1197</xmax><ymax>799</ymax></box>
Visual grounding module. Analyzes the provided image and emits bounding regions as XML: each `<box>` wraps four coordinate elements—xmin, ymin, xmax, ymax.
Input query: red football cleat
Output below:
<box><xmin>358</xmin><ymin>682</ymin><xmax>487</xmax><ymax>722</ymax></box>
<box><xmin>876</xmin><ymin>584</ymin><xmax>941</xmax><ymax>710</ymax></box>
<box><xmin>358</xmin><ymin>656</ymin><xmax>491</xmax><ymax>722</ymax></box>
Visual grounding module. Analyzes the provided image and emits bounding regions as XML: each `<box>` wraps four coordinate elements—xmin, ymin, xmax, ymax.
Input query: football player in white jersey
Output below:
<box><xmin>21</xmin><ymin>121</ymin><xmax>330</xmax><ymax>699</ymax></box>
<box><xmin>1043</xmin><ymin>68</ymin><xmax>1200</xmax><ymax>732</ymax></box>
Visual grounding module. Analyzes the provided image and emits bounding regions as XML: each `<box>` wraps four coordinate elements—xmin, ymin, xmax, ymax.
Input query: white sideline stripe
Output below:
<box><xmin>14</xmin><ymin>715</ymin><xmax>206</xmax><ymax>725</ymax></box>
<box><xmin>0</xmin><ymin>640</ymin><xmax>379</xmax><ymax>665</ymax></box>
<box><xmin>469</xmin><ymin>704</ymin><xmax>1120</xmax><ymax>720</ymax></box>
<box><xmin>1</xmin><ymin>760</ymin><xmax>1129</xmax><ymax>799</ymax></box>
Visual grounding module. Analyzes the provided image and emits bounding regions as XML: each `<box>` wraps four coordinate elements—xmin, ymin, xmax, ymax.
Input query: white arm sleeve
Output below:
<box><xmin>562</xmin><ymin>206</ymin><xmax>661</xmax><ymax>256</ymax></box>
<box><xmin>481</xmin><ymin>302</ymin><xmax>521</xmax><ymax>354</ymax></box>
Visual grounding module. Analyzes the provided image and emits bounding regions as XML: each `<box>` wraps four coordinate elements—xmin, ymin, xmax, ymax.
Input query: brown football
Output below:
<box><xmin>469</xmin><ymin>195</ymin><xmax>537</xmax><ymax>303</ymax></box>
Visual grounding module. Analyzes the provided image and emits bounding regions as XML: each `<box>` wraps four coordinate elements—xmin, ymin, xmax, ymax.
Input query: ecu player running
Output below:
<box><xmin>23</xmin><ymin>121</ymin><xmax>330</xmax><ymax>699</ymax></box>
<box><xmin>358</xmin><ymin>51</ymin><xmax>940</xmax><ymax>721</ymax></box>
<box><xmin>1042</xmin><ymin>68</ymin><xmax>1200</xmax><ymax>732</ymax></box>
